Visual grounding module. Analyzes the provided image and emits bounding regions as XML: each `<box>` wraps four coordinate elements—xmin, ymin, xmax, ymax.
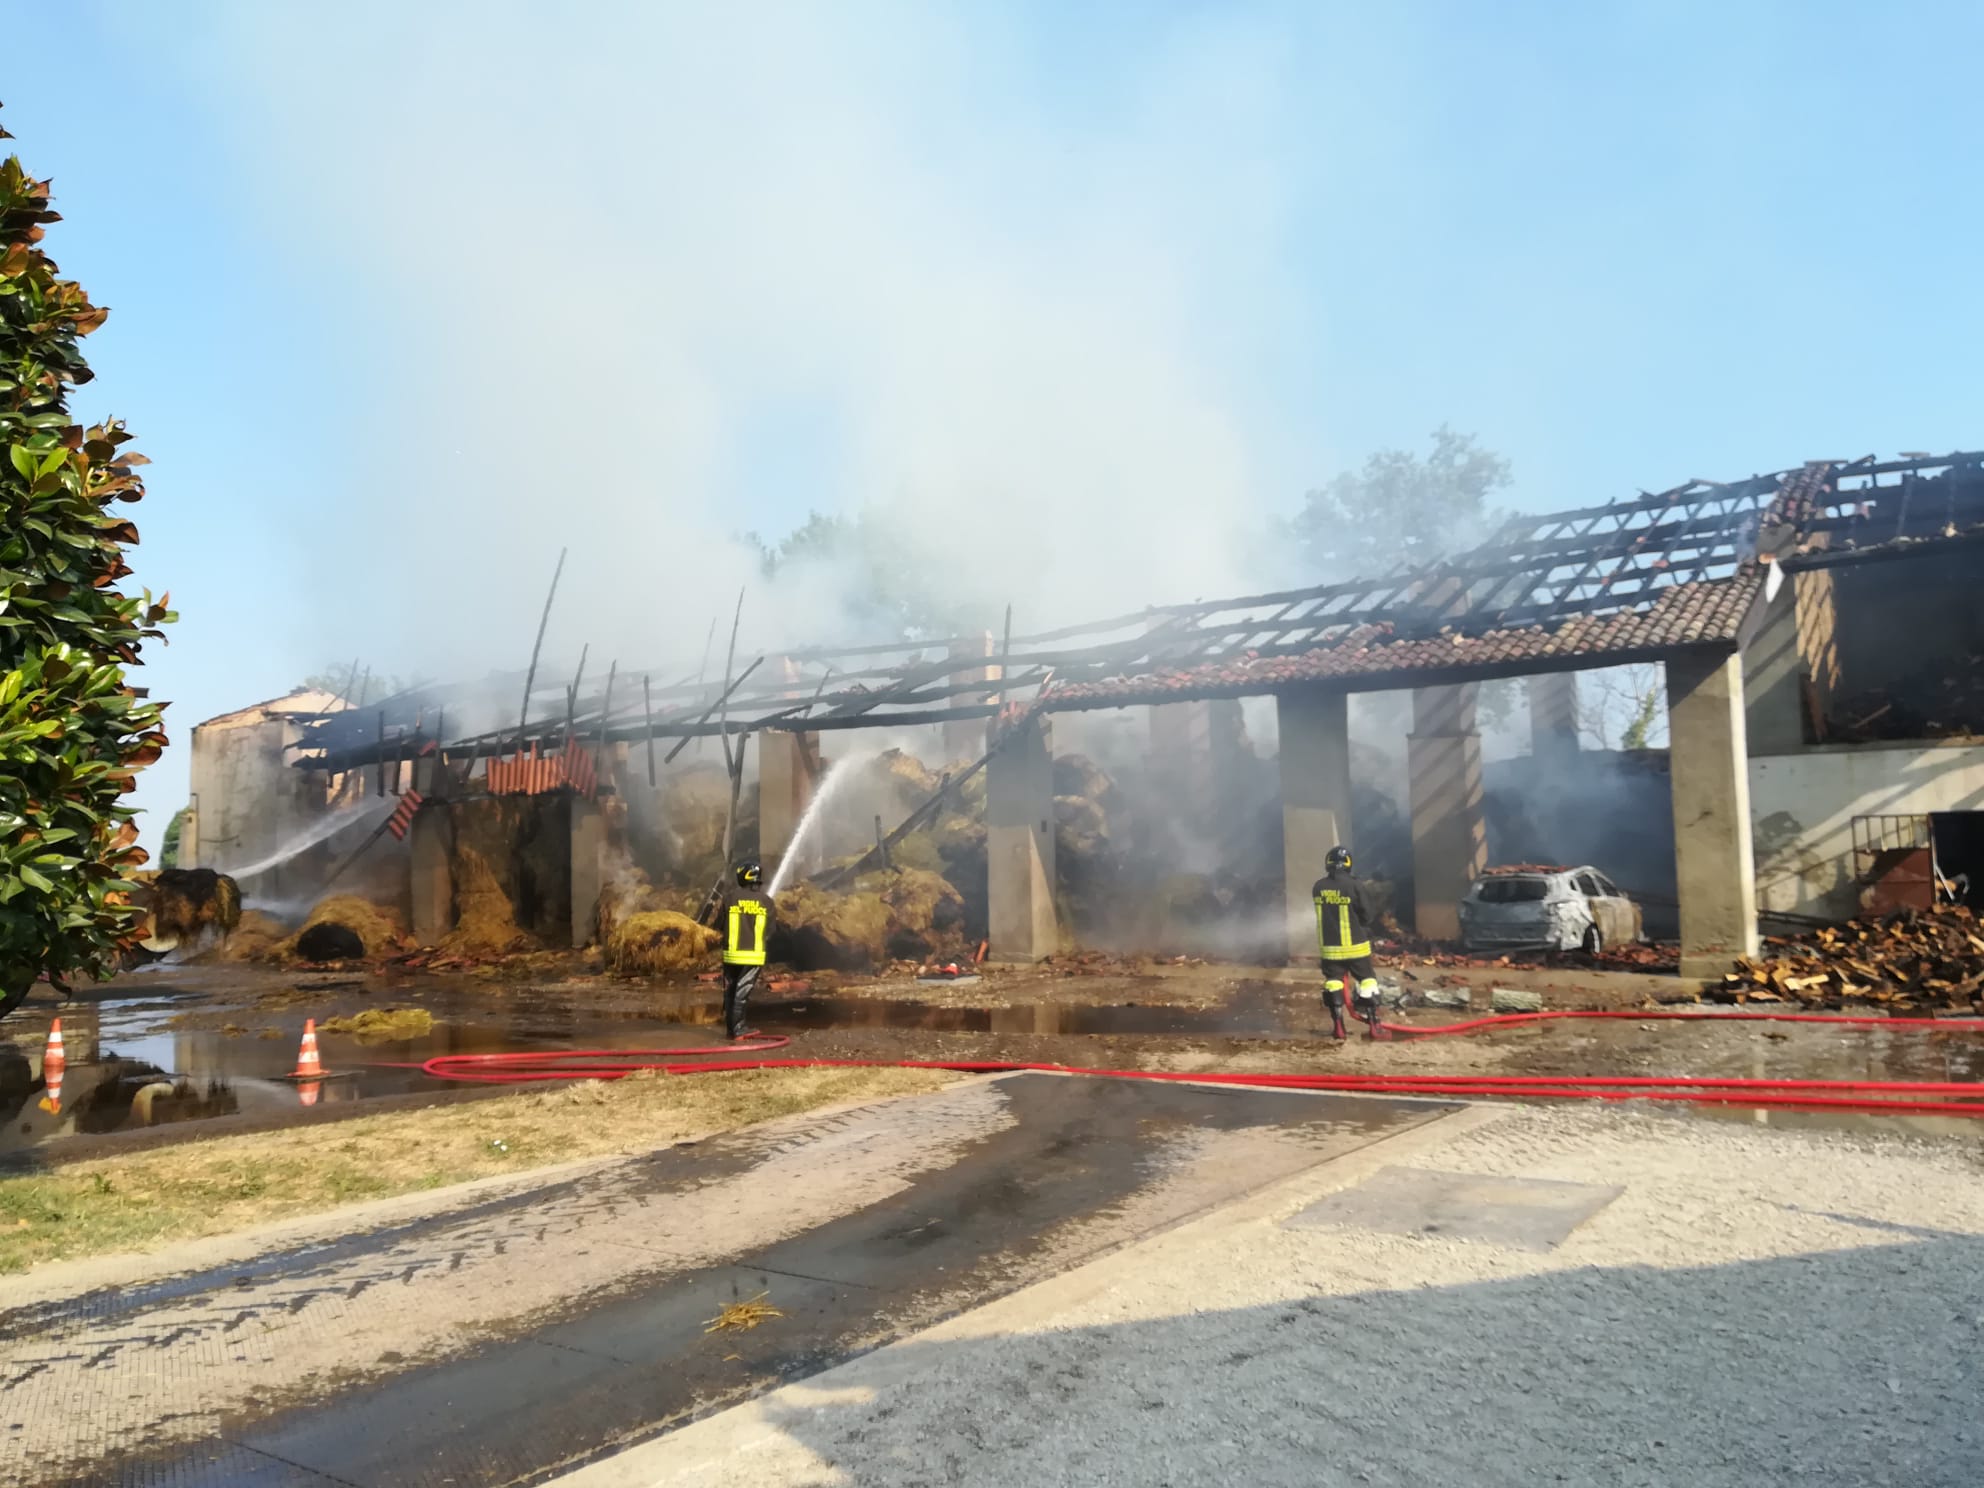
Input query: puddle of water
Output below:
<box><xmin>7</xmin><ymin>976</ymin><xmax>1982</xmax><ymax>1153</ymax></box>
<box><xmin>0</xmin><ymin>993</ymin><xmax>743</xmax><ymax>1155</ymax></box>
<box><xmin>757</xmin><ymin>986</ymin><xmax>1293</xmax><ymax>1038</ymax></box>
<box><xmin>1503</xmin><ymin>1018</ymin><xmax>1984</xmax><ymax>1086</ymax></box>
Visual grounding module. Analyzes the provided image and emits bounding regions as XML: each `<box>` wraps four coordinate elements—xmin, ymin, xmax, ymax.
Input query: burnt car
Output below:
<box><xmin>1456</xmin><ymin>865</ymin><xmax>1643</xmax><ymax>955</ymax></box>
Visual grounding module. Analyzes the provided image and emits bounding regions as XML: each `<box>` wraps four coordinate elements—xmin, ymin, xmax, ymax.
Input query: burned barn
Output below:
<box><xmin>176</xmin><ymin>450</ymin><xmax>1984</xmax><ymax>981</ymax></box>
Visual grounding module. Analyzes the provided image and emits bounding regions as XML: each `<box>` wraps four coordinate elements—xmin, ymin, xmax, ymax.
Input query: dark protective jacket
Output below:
<box><xmin>1311</xmin><ymin>870</ymin><xmax>1379</xmax><ymax>960</ymax></box>
<box><xmin>718</xmin><ymin>888</ymin><xmax>778</xmax><ymax>967</ymax></box>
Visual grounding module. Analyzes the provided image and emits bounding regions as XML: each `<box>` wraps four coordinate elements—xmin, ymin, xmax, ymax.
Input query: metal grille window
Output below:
<box><xmin>1851</xmin><ymin>814</ymin><xmax>1931</xmax><ymax>858</ymax></box>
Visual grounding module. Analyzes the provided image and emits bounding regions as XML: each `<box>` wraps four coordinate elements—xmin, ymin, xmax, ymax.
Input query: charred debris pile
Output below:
<box><xmin>1826</xmin><ymin>667</ymin><xmax>1984</xmax><ymax>745</ymax></box>
<box><xmin>1717</xmin><ymin>902</ymin><xmax>1984</xmax><ymax>1011</ymax></box>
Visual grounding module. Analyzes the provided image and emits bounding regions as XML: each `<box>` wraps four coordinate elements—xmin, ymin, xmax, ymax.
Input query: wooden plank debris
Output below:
<box><xmin>1717</xmin><ymin>902</ymin><xmax>1984</xmax><ymax>1011</ymax></box>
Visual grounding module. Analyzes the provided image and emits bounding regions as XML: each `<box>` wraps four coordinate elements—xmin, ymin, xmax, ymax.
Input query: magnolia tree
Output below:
<box><xmin>0</xmin><ymin>107</ymin><xmax>173</xmax><ymax>1018</ymax></box>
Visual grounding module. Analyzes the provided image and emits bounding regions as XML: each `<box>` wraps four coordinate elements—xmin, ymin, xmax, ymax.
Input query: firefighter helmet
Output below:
<box><xmin>1325</xmin><ymin>846</ymin><xmax>1353</xmax><ymax>875</ymax></box>
<box><xmin>735</xmin><ymin>861</ymin><xmax>763</xmax><ymax>888</ymax></box>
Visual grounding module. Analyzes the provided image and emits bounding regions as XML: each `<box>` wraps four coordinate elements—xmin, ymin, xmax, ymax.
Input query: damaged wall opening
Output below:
<box><xmin>1930</xmin><ymin>813</ymin><xmax>1984</xmax><ymax>907</ymax></box>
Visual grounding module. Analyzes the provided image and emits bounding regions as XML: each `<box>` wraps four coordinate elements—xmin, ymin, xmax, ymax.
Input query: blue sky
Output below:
<box><xmin>6</xmin><ymin>1</ymin><xmax>1981</xmax><ymax>846</ymax></box>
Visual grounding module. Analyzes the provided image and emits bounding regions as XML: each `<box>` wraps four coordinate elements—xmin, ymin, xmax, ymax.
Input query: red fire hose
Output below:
<box><xmin>418</xmin><ymin>1009</ymin><xmax>1984</xmax><ymax>1119</ymax></box>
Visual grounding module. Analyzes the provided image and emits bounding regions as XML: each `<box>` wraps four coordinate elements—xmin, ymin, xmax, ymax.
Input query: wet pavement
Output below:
<box><xmin>5</xmin><ymin>965</ymin><xmax>1984</xmax><ymax>1157</ymax></box>
<box><xmin>0</xmin><ymin>1072</ymin><xmax>1454</xmax><ymax>1487</ymax></box>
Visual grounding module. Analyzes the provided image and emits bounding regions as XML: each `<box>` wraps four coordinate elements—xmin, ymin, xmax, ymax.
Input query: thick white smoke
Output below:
<box><xmin>164</xmin><ymin>2</ymin><xmax>1308</xmax><ymax>682</ymax></box>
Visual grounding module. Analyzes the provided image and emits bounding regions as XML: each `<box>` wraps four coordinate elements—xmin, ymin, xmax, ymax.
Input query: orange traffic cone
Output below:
<box><xmin>42</xmin><ymin>1018</ymin><xmax>65</xmax><ymax>1084</ymax></box>
<box><xmin>296</xmin><ymin>1079</ymin><xmax>322</xmax><ymax>1108</ymax></box>
<box><xmin>291</xmin><ymin>1019</ymin><xmax>326</xmax><ymax>1079</ymax></box>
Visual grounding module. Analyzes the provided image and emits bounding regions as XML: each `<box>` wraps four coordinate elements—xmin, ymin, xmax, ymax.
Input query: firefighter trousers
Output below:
<box><xmin>1320</xmin><ymin>955</ymin><xmax>1379</xmax><ymax>1007</ymax></box>
<box><xmin>722</xmin><ymin>963</ymin><xmax>762</xmax><ymax>1038</ymax></box>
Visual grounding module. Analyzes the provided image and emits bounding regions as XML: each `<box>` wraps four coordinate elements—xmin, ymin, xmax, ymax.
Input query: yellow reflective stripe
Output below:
<box><xmin>725</xmin><ymin>902</ymin><xmax>769</xmax><ymax>965</ymax></box>
<box><xmin>1315</xmin><ymin>887</ymin><xmax>1362</xmax><ymax>954</ymax></box>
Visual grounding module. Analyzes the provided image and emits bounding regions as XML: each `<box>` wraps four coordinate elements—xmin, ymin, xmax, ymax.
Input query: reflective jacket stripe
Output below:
<box><xmin>725</xmin><ymin>902</ymin><xmax>768</xmax><ymax>966</ymax></box>
<box><xmin>1314</xmin><ymin>888</ymin><xmax>1367</xmax><ymax>956</ymax></box>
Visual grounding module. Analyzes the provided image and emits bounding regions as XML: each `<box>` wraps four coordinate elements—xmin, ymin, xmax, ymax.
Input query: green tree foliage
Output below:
<box><xmin>1619</xmin><ymin>681</ymin><xmax>1664</xmax><ymax>751</ymax></box>
<box><xmin>1289</xmin><ymin>429</ymin><xmax>1519</xmax><ymax>731</ymax></box>
<box><xmin>159</xmin><ymin>805</ymin><xmax>191</xmax><ymax>870</ymax></box>
<box><xmin>1285</xmin><ymin>426</ymin><xmax>1512</xmax><ymax>578</ymax></box>
<box><xmin>0</xmin><ymin>111</ymin><xmax>174</xmax><ymax>1016</ymax></box>
<box><xmin>749</xmin><ymin>508</ymin><xmax>984</xmax><ymax>639</ymax></box>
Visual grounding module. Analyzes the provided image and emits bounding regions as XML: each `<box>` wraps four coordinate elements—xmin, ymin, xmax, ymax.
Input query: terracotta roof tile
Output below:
<box><xmin>1043</xmin><ymin>574</ymin><xmax>1762</xmax><ymax>707</ymax></box>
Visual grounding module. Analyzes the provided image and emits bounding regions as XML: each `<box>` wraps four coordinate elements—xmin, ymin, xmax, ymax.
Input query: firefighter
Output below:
<box><xmin>1313</xmin><ymin>845</ymin><xmax>1382</xmax><ymax>1040</ymax></box>
<box><xmin>717</xmin><ymin>861</ymin><xmax>777</xmax><ymax>1041</ymax></box>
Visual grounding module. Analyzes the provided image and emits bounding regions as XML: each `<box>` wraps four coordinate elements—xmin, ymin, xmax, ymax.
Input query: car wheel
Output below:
<box><xmin>1580</xmin><ymin>924</ymin><xmax>1604</xmax><ymax>957</ymax></box>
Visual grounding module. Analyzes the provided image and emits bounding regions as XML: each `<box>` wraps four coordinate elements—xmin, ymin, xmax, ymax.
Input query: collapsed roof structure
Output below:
<box><xmin>293</xmin><ymin>449</ymin><xmax>1984</xmax><ymax>774</ymax></box>
<box><xmin>175</xmin><ymin>447</ymin><xmax>1983</xmax><ymax>983</ymax></box>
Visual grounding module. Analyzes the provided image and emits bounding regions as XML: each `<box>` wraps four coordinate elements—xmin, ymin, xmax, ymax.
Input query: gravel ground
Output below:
<box><xmin>566</xmin><ymin>1105</ymin><xmax>1984</xmax><ymax>1488</ymax></box>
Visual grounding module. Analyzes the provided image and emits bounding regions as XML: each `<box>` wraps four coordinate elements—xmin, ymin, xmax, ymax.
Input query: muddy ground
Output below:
<box><xmin>4</xmin><ymin>953</ymin><xmax>1981</xmax><ymax>1161</ymax></box>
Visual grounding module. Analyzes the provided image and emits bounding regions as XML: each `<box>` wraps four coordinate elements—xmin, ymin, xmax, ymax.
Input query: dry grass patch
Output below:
<box><xmin>0</xmin><ymin>1066</ymin><xmax>951</xmax><ymax>1274</ymax></box>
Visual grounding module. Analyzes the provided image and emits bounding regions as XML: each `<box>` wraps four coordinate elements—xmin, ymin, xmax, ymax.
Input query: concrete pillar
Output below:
<box><xmin>1408</xmin><ymin>684</ymin><xmax>1486</xmax><ymax>941</ymax></box>
<box><xmin>943</xmin><ymin>631</ymin><xmax>1002</xmax><ymax>763</ymax></box>
<box><xmin>1667</xmin><ymin>650</ymin><xmax>1759</xmax><ymax>978</ymax></box>
<box><xmin>570</xmin><ymin>797</ymin><xmax>605</xmax><ymax>949</ymax></box>
<box><xmin>758</xmin><ymin>730</ymin><xmax>821</xmax><ymax>871</ymax></box>
<box><xmin>1528</xmin><ymin>672</ymin><xmax>1580</xmax><ymax>762</ymax></box>
<box><xmin>409</xmin><ymin>806</ymin><xmax>454</xmax><ymax>946</ymax></box>
<box><xmin>987</xmin><ymin>716</ymin><xmax>1056</xmax><ymax>961</ymax></box>
<box><xmin>1207</xmin><ymin>699</ymin><xmax>1252</xmax><ymax>857</ymax></box>
<box><xmin>1278</xmin><ymin>689</ymin><xmax>1353</xmax><ymax>962</ymax></box>
<box><xmin>1741</xmin><ymin>580</ymin><xmax>1806</xmax><ymax>754</ymax></box>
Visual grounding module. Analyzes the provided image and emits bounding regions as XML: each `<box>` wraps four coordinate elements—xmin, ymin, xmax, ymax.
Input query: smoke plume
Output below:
<box><xmin>165</xmin><ymin>2</ymin><xmax>1307</xmax><ymax>683</ymax></box>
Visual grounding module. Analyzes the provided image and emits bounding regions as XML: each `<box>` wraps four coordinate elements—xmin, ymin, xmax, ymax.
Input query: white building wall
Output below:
<box><xmin>187</xmin><ymin>717</ymin><xmax>291</xmax><ymax>875</ymax></box>
<box><xmin>1750</xmin><ymin>741</ymin><xmax>1984</xmax><ymax>920</ymax></box>
<box><xmin>185</xmin><ymin>690</ymin><xmax>350</xmax><ymax>894</ymax></box>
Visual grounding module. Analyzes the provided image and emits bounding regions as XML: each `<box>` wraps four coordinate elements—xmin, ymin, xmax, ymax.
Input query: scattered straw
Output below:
<box><xmin>704</xmin><ymin>1291</ymin><xmax>783</xmax><ymax>1333</ymax></box>
<box><xmin>318</xmin><ymin>1007</ymin><xmax>436</xmax><ymax>1042</ymax></box>
<box><xmin>444</xmin><ymin>845</ymin><xmax>530</xmax><ymax>954</ymax></box>
<box><xmin>606</xmin><ymin>910</ymin><xmax>719</xmax><ymax>976</ymax></box>
<box><xmin>277</xmin><ymin>895</ymin><xmax>407</xmax><ymax>960</ymax></box>
<box><xmin>213</xmin><ymin>909</ymin><xmax>291</xmax><ymax>962</ymax></box>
